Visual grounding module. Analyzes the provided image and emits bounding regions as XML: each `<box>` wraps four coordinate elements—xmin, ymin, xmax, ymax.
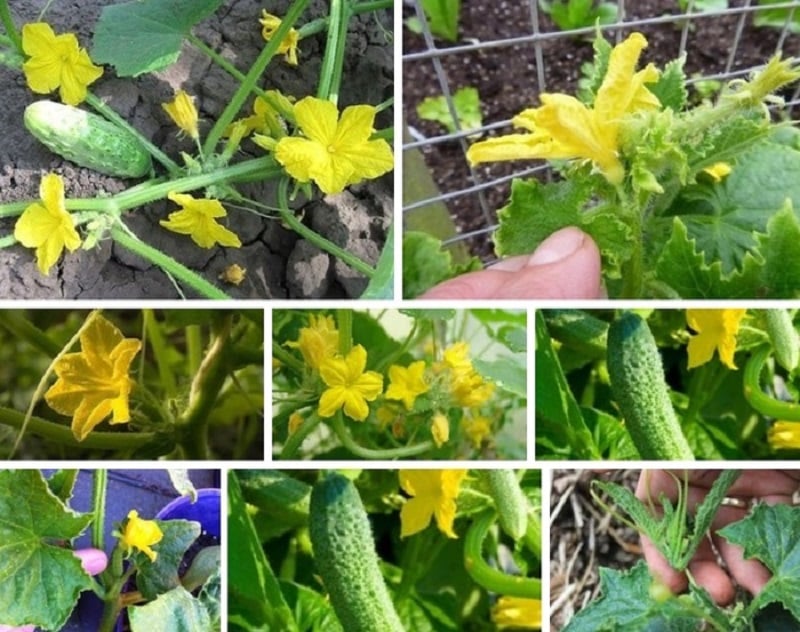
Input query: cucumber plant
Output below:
<box><xmin>537</xmin><ymin>308</ymin><xmax>800</xmax><ymax>460</ymax></box>
<box><xmin>228</xmin><ymin>469</ymin><xmax>543</xmax><ymax>631</ymax></box>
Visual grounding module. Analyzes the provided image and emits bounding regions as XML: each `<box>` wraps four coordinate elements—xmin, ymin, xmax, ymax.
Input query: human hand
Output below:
<box><xmin>636</xmin><ymin>470</ymin><xmax>800</xmax><ymax>605</ymax></box>
<box><xmin>419</xmin><ymin>227</ymin><xmax>603</xmax><ymax>299</ymax></box>
<box><xmin>0</xmin><ymin>548</ymin><xmax>108</xmax><ymax>631</ymax></box>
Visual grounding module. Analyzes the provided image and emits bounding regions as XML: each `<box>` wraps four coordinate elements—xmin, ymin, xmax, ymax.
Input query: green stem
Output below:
<box><xmin>330</xmin><ymin>412</ymin><xmax>434</xmax><ymax>459</ymax></box>
<box><xmin>186</xmin><ymin>325</ymin><xmax>203</xmax><ymax>375</ymax></box>
<box><xmin>317</xmin><ymin>0</ymin><xmax>349</xmax><ymax>102</ymax></box>
<box><xmin>0</xmin><ymin>0</ymin><xmax>22</xmax><ymax>55</ymax></box>
<box><xmin>273</xmin><ymin>341</ymin><xmax>305</xmax><ymax>373</ymax></box>
<box><xmin>337</xmin><ymin>309</ymin><xmax>353</xmax><ymax>355</ymax></box>
<box><xmin>143</xmin><ymin>309</ymin><xmax>177</xmax><ymax>398</ymax></box>
<box><xmin>279</xmin><ymin>410</ymin><xmax>322</xmax><ymax>459</ymax></box>
<box><xmin>110</xmin><ymin>225</ymin><xmax>231</xmax><ymax>300</ymax></box>
<box><xmin>744</xmin><ymin>345</ymin><xmax>800</xmax><ymax>420</ymax></box>
<box><xmin>0</xmin><ymin>406</ymin><xmax>155</xmax><ymax>450</ymax></box>
<box><xmin>85</xmin><ymin>92</ymin><xmax>180</xmax><ymax>175</ymax></box>
<box><xmin>0</xmin><ymin>311</ymin><xmax>62</xmax><ymax>356</ymax></box>
<box><xmin>91</xmin><ymin>469</ymin><xmax>107</xmax><ymax>550</ymax></box>
<box><xmin>463</xmin><ymin>511</ymin><xmax>541</xmax><ymax>599</ymax></box>
<box><xmin>203</xmin><ymin>0</ymin><xmax>311</xmax><ymax>155</ymax></box>
<box><xmin>276</xmin><ymin>179</ymin><xmax>375</xmax><ymax>277</ymax></box>
<box><xmin>177</xmin><ymin>315</ymin><xmax>234</xmax><ymax>458</ymax></box>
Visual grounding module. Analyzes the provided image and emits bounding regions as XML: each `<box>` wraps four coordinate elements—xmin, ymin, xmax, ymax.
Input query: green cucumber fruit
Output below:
<box><xmin>607</xmin><ymin>312</ymin><xmax>694</xmax><ymax>460</ymax></box>
<box><xmin>484</xmin><ymin>470</ymin><xmax>528</xmax><ymax>540</ymax></box>
<box><xmin>24</xmin><ymin>100</ymin><xmax>152</xmax><ymax>178</ymax></box>
<box><xmin>765</xmin><ymin>309</ymin><xmax>799</xmax><ymax>372</ymax></box>
<box><xmin>309</xmin><ymin>473</ymin><xmax>404</xmax><ymax>632</ymax></box>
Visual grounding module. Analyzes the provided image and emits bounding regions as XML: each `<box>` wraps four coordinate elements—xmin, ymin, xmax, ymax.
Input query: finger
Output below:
<box><xmin>640</xmin><ymin>532</ymin><xmax>688</xmax><ymax>595</ymax></box>
<box><xmin>73</xmin><ymin>547</ymin><xmax>108</xmax><ymax>576</ymax></box>
<box><xmin>713</xmin><ymin>535</ymin><xmax>771</xmax><ymax>597</ymax></box>
<box><xmin>419</xmin><ymin>227</ymin><xmax>602</xmax><ymax>299</ymax></box>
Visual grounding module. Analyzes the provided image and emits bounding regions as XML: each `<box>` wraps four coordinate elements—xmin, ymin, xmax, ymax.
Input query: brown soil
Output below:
<box><xmin>1</xmin><ymin>0</ymin><xmax>393</xmax><ymax>298</ymax></box>
<box><xmin>403</xmin><ymin>0</ymin><xmax>800</xmax><ymax>260</ymax></box>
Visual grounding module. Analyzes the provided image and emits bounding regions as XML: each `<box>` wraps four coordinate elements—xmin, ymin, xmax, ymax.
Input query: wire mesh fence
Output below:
<box><xmin>402</xmin><ymin>0</ymin><xmax>800</xmax><ymax>265</ymax></box>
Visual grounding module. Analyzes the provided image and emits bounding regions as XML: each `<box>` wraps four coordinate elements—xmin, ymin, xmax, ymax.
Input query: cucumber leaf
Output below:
<box><xmin>92</xmin><ymin>0</ymin><xmax>225</xmax><ymax>76</ymax></box>
<box><xmin>416</xmin><ymin>87</ymin><xmax>482</xmax><ymax>135</ymax></box>
<box><xmin>129</xmin><ymin>585</ymin><xmax>213</xmax><ymax>632</ymax></box>
<box><xmin>720</xmin><ymin>503</ymin><xmax>800</xmax><ymax>621</ymax></box>
<box><xmin>473</xmin><ymin>357</ymin><xmax>526</xmax><ymax>398</ymax></box>
<box><xmin>419</xmin><ymin>0</ymin><xmax>461</xmax><ymax>41</ymax></box>
<box><xmin>0</xmin><ymin>470</ymin><xmax>93</xmax><ymax>630</ymax></box>
<box><xmin>136</xmin><ymin>519</ymin><xmax>201</xmax><ymax>601</ymax></box>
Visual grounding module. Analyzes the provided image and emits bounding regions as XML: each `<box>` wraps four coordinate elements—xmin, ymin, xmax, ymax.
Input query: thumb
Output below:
<box><xmin>420</xmin><ymin>227</ymin><xmax>602</xmax><ymax>299</ymax></box>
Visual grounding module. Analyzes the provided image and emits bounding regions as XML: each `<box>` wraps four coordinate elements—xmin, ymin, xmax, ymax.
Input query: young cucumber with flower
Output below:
<box><xmin>467</xmin><ymin>31</ymin><xmax>800</xmax><ymax>298</ymax></box>
<box><xmin>230</xmin><ymin>468</ymin><xmax>541</xmax><ymax>631</ymax></box>
<box><xmin>272</xmin><ymin>309</ymin><xmax>527</xmax><ymax>460</ymax></box>
<box><xmin>537</xmin><ymin>308</ymin><xmax>800</xmax><ymax>460</ymax></box>
<box><xmin>0</xmin><ymin>0</ymin><xmax>393</xmax><ymax>298</ymax></box>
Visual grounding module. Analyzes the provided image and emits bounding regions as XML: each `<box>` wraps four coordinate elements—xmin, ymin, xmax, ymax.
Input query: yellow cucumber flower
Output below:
<box><xmin>491</xmin><ymin>596</ymin><xmax>542</xmax><ymax>630</ymax></box>
<box><xmin>45</xmin><ymin>315</ymin><xmax>142</xmax><ymax>441</ymax></box>
<box><xmin>120</xmin><ymin>510</ymin><xmax>163</xmax><ymax>562</ymax></box>
<box><xmin>431</xmin><ymin>413</ymin><xmax>449</xmax><ymax>447</ymax></box>
<box><xmin>768</xmin><ymin>421</ymin><xmax>800</xmax><ymax>450</ymax></box>
<box><xmin>285</xmin><ymin>313</ymin><xmax>339</xmax><ymax>370</ymax></box>
<box><xmin>259</xmin><ymin>11</ymin><xmax>300</xmax><ymax>66</ymax></box>
<box><xmin>467</xmin><ymin>32</ymin><xmax>660</xmax><ymax>184</ymax></box>
<box><xmin>14</xmin><ymin>173</ymin><xmax>81</xmax><ymax>276</ymax></box>
<box><xmin>442</xmin><ymin>341</ymin><xmax>474</xmax><ymax>373</ymax></box>
<box><xmin>399</xmin><ymin>470</ymin><xmax>468</xmax><ymax>539</ymax></box>
<box><xmin>318</xmin><ymin>345</ymin><xmax>383</xmax><ymax>421</ymax></box>
<box><xmin>160</xmin><ymin>192</ymin><xmax>242</xmax><ymax>248</ymax></box>
<box><xmin>385</xmin><ymin>361</ymin><xmax>429</xmax><ymax>410</ymax></box>
<box><xmin>686</xmin><ymin>309</ymin><xmax>747</xmax><ymax>370</ymax></box>
<box><xmin>274</xmin><ymin>97</ymin><xmax>394</xmax><ymax>194</ymax></box>
<box><xmin>462</xmin><ymin>415</ymin><xmax>492</xmax><ymax>449</ymax></box>
<box><xmin>22</xmin><ymin>22</ymin><xmax>103</xmax><ymax>105</ymax></box>
<box><xmin>162</xmin><ymin>90</ymin><xmax>200</xmax><ymax>140</ymax></box>
<box><xmin>702</xmin><ymin>162</ymin><xmax>732</xmax><ymax>182</ymax></box>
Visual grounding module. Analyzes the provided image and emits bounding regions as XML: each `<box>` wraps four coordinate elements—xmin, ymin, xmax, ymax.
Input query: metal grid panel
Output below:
<box><xmin>403</xmin><ymin>0</ymin><xmax>800</xmax><ymax>261</ymax></box>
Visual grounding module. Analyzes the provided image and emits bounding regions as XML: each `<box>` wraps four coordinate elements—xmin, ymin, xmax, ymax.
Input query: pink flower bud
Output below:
<box><xmin>0</xmin><ymin>625</ymin><xmax>36</xmax><ymax>631</ymax></box>
<box><xmin>73</xmin><ymin>547</ymin><xmax>108</xmax><ymax>576</ymax></box>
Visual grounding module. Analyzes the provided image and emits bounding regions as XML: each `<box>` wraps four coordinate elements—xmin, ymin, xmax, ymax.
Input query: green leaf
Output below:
<box><xmin>228</xmin><ymin>472</ymin><xmax>298</xmax><ymax>631</ymax></box>
<box><xmin>92</xmin><ymin>0</ymin><xmax>225</xmax><ymax>76</ymax></box>
<box><xmin>534</xmin><ymin>311</ymin><xmax>598</xmax><ymax>459</ymax></box>
<box><xmin>136</xmin><ymin>519</ymin><xmax>201</xmax><ymax>601</ymax></box>
<box><xmin>278</xmin><ymin>580</ymin><xmax>344</xmax><ymax>632</ymax></box>
<box><xmin>0</xmin><ymin>471</ymin><xmax>93</xmax><ymax>630</ymax></box>
<box><xmin>198</xmin><ymin>567</ymin><xmax>221</xmax><ymax>628</ymax></box>
<box><xmin>720</xmin><ymin>503</ymin><xmax>800</xmax><ymax>621</ymax></box>
<box><xmin>582</xmin><ymin>407</ymin><xmax>639</xmax><ymax>459</ymax></box>
<box><xmin>753</xmin><ymin>0</ymin><xmax>800</xmax><ymax>33</ymax></box>
<box><xmin>396</xmin><ymin>591</ymin><xmax>459</xmax><ymax>632</ymax></box>
<box><xmin>653</xmin><ymin>217</ymin><xmax>763</xmax><ymax>298</ymax></box>
<box><xmin>758</xmin><ymin>200</ymin><xmax>800</xmax><ymax>297</ymax></box>
<box><xmin>577</xmin><ymin>32</ymin><xmax>613</xmax><ymax>104</ymax></box>
<box><xmin>563</xmin><ymin>561</ymin><xmax>706</xmax><ymax>631</ymax></box>
<box><xmin>473</xmin><ymin>357</ymin><xmax>527</xmax><ymax>397</ymax></box>
<box><xmin>649</xmin><ymin>56</ymin><xmax>688</xmax><ymax>111</ymax></box>
<box><xmin>420</xmin><ymin>0</ymin><xmax>461</xmax><ymax>41</ymax></box>
<box><xmin>402</xmin><ymin>231</ymin><xmax>457</xmax><ymax>298</ymax></box>
<box><xmin>129</xmin><ymin>585</ymin><xmax>213</xmax><ymax>632</ymax></box>
<box><xmin>416</xmin><ymin>87</ymin><xmax>482</xmax><ymax>135</ymax></box>
<box><xmin>494</xmin><ymin>178</ymin><xmax>591</xmax><ymax>257</ymax></box>
<box><xmin>168</xmin><ymin>470</ymin><xmax>197</xmax><ymax>503</ymax></box>
<box><xmin>360</xmin><ymin>224</ymin><xmax>394</xmax><ymax>299</ymax></box>
<box><xmin>46</xmin><ymin>469</ymin><xmax>79</xmax><ymax>503</ymax></box>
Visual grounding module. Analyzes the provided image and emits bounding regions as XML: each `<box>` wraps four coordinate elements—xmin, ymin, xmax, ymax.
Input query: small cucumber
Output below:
<box><xmin>309</xmin><ymin>473</ymin><xmax>404</xmax><ymax>632</ymax></box>
<box><xmin>24</xmin><ymin>100</ymin><xmax>152</xmax><ymax>178</ymax></box>
<box><xmin>607</xmin><ymin>312</ymin><xmax>694</xmax><ymax>460</ymax></box>
<box><xmin>544</xmin><ymin>309</ymin><xmax>609</xmax><ymax>358</ymax></box>
<box><xmin>483</xmin><ymin>470</ymin><xmax>528</xmax><ymax>540</ymax></box>
<box><xmin>237</xmin><ymin>470</ymin><xmax>310</xmax><ymax>525</ymax></box>
<box><xmin>765</xmin><ymin>309</ymin><xmax>799</xmax><ymax>372</ymax></box>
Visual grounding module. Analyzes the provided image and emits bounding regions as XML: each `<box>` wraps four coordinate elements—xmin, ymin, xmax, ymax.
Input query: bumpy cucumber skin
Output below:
<box><xmin>607</xmin><ymin>312</ymin><xmax>694</xmax><ymax>460</ymax></box>
<box><xmin>485</xmin><ymin>470</ymin><xmax>528</xmax><ymax>540</ymax></box>
<box><xmin>310</xmin><ymin>473</ymin><xmax>404</xmax><ymax>632</ymax></box>
<box><xmin>24</xmin><ymin>100</ymin><xmax>152</xmax><ymax>178</ymax></box>
<box><xmin>766</xmin><ymin>309</ymin><xmax>799</xmax><ymax>372</ymax></box>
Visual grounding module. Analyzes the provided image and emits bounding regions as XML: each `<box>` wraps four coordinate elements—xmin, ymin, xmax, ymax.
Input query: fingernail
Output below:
<box><xmin>527</xmin><ymin>227</ymin><xmax>586</xmax><ymax>266</ymax></box>
<box><xmin>74</xmin><ymin>548</ymin><xmax>109</xmax><ymax>576</ymax></box>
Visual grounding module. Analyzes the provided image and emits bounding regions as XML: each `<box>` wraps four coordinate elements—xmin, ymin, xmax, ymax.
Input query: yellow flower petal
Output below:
<box><xmin>385</xmin><ymin>361</ymin><xmax>429</xmax><ymax>410</ymax></box>
<box><xmin>120</xmin><ymin>510</ymin><xmax>163</xmax><ymax>563</ymax></box>
<box><xmin>22</xmin><ymin>23</ymin><xmax>102</xmax><ymax>105</ymax></box>
<box><xmin>492</xmin><ymin>596</ymin><xmax>542</xmax><ymax>630</ymax></box>
<box><xmin>45</xmin><ymin>314</ymin><xmax>142</xmax><ymax>441</ymax></box>
<box><xmin>686</xmin><ymin>309</ymin><xmax>747</xmax><ymax>370</ymax></box>
<box><xmin>768</xmin><ymin>421</ymin><xmax>800</xmax><ymax>450</ymax></box>
<box><xmin>318</xmin><ymin>345</ymin><xmax>383</xmax><ymax>421</ymax></box>
<box><xmin>161</xmin><ymin>192</ymin><xmax>241</xmax><ymax>248</ymax></box>
<box><xmin>162</xmin><ymin>90</ymin><xmax>199</xmax><ymax>139</ymax></box>
<box><xmin>703</xmin><ymin>162</ymin><xmax>732</xmax><ymax>182</ymax></box>
<box><xmin>431</xmin><ymin>413</ymin><xmax>449</xmax><ymax>448</ymax></box>
<box><xmin>14</xmin><ymin>173</ymin><xmax>81</xmax><ymax>275</ymax></box>
<box><xmin>399</xmin><ymin>470</ymin><xmax>467</xmax><ymax>539</ymax></box>
<box><xmin>274</xmin><ymin>97</ymin><xmax>393</xmax><ymax>194</ymax></box>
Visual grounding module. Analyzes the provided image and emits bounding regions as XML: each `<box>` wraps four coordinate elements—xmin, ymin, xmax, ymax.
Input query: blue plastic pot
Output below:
<box><xmin>156</xmin><ymin>488</ymin><xmax>221</xmax><ymax>538</ymax></box>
